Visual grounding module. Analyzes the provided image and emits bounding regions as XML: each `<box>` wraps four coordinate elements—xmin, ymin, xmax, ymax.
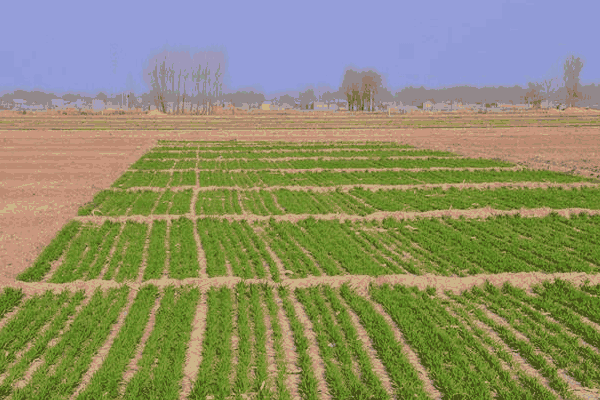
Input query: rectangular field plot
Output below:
<box><xmin>112</xmin><ymin>171</ymin><xmax>171</xmax><ymax>188</ymax></box>
<box><xmin>196</xmin><ymin>189</ymin><xmax>243</xmax><ymax>215</ymax></box>
<box><xmin>257</xmin><ymin>213</ymin><xmax>600</xmax><ymax>278</ymax></box>
<box><xmin>132</xmin><ymin>156</ymin><xmax>514</xmax><ymax>171</ymax></box>
<box><xmin>143</xmin><ymin>148</ymin><xmax>458</xmax><ymax>162</ymax></box>
<box><xmin>197</xmin><ymin>219</ymin><xmax>280</xmax><ymax>280</ymax></box>
<box><xmin>150</xmin><ymin>148</ymin><xmax>458</xmax><ymax>160</ymax></box>
<box><xmin>349</xmin><ymin>185</ymin><xmax>600</xmax><ymax>213</ymax></box>
<box><xmin>153</xmin><ymin>141</ymin><xmax>414</xmax><ymax>152</ymax></box>
<box><xmin>155</xmin><ymin>139</ymin><xmax>413</xmax><ymax>151</ymax></box>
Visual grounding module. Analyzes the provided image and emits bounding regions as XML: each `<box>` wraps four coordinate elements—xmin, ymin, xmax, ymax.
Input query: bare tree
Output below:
<box><xmin>341</xmin><ymin>69</ymin><xmax>361</xmax><ymax>111</ymax></box>
<box><xmin>214</xmin><ymin>63</ymin><xmax>223</xmax><ymax>111</ymax></box>
<box><xmin>192</xmin><ymin>64</ymin><xmax>206</xmax><ymax>115</ymax></box>
<box><xmin>563</xmin><ymin>55</ymin><xmax>584</xmax><ymax>107</ymax></box>
<box><xmin>361</xmin><ymin>74</ymin><xmax>378</xmax><ymax>111</ymax></box>
<box><xmin>144</xmin><ymin>49</ymin><xmax>226</xmax><ymax>115</ymax></box>
<box><xmin>181</xmin><ymin>67</ymin><xmax>190</xmax><ymax>114</ymax></box>
<box><xmin>525</xmin><ymin>82</ymin><xmax>543</xmax><ymax>108</ymax></box>
<box><xmin>147</xmin><ymin>56</ymin><xmax>169</xmax><ymax>112</ymax></box>
<box><xmin>176</xmin><ymin>67</ymin><xmax>182</xmax><ymax>114</ymax></box>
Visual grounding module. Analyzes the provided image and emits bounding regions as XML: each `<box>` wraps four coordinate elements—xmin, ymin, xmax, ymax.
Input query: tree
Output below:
<box><xmin>563</xmin><ymin>55</ymin><xmax>584</xmax><ymax>107</ymax></box>
<box><xmin>340</xmin><ymin>69</ymin><xmax>361</xmax><ymax>111</ymax></box>
<box><xmin>361</xmin><ymin>74</ymin><xmax>378</xmax><ymax>111</ymax></box>
<box><xmin>95</xmin><ymin>92</ymin><xmax>108</xmax><ymax>101</ymax></box>
<box><xmin>321</xmin><ymin>91</ymin><xmax>337</xmax><ymax>108</ymax></box>
<box><xmin>181</xmin><ymin>68</ymin><xmax>190</xmax><ymax>114</ymax></box>
<box><xmin>340</xmin><ymin>68</ymin><xmax>385</xmax><ymax>111</ymax></box>
<box><xmin>213</xmin><ymin>63</ymin><xmax>223</xmax><ymax>112</ymax></box>
<box><xmin>62</xmin><ymin>93</ymin><xmax>78</xmax><ymax>103</ymax></box>
<box><xmin>279</xmin><ymin>94</ymin><xmax>296</xmax><ymax>108</ymax></box>
<box><xmin>542</xmin><ymin>78</ymin><xmax>557</xmax><ymax>102</ymax></box>
<box><xmin>145</xmin><ymin>55</ymin><xmax>169</xmax><ymax>112</ymax></box>
<box><xmin>176</xmin><ymin>67</ymin><xmax>182</xmax><ymax>114</ymax></box>
<box><xmin>298</xmin><ymin>89</ymin><xmax>317</xmax><ymax>109</ymax></box>
<box><xmin>524</xmin><ymin>82</ymin><xmax>543</xmax><ymax>108</ymax></box>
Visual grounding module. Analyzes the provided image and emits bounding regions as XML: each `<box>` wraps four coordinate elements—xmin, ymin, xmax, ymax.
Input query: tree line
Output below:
<box><xmin>0</xmin><ymin>54</ymin><xmax>593</xmax><ymax>112</ymax></box>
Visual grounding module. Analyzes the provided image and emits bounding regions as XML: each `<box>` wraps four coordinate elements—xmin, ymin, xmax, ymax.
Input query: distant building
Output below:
<box><xmin>73</xmin><ymin>99</ymin><xmax>86</xmax><ymax>109</ymax></box>
<box><xmin>433</xmin><ymin>102</ymin><xmax>452</xmax><ymax>112</ymax></box>
<box><xmin>92</xmin><ymin>99</ymin><xmax>105</xmax><ymax>111</ymax></box>
<box><xmin>398</xmin><ymin>105</ymin><xmax>419</xmax><ymax>114</ymax></box>
<box><xmin>51</xmin><ymin>99</ymin><xmax>65</xmax><ymax>109</ymax></box>
<box><xmin>105</xmin><ymin>100</ymin><xmax>120</xmax><ymax>110</ymax></box>
<box><xmin>12</xmin><ymin>99</ymin><xmax>26</xmax><ymax>110</ymax></box>
<box><xmin>261</xmin><ymin>101</ymin><xmax>271</xmax><ymax>111</ymax></box>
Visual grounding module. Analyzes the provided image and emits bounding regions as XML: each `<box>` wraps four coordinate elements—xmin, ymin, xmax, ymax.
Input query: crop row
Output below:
<box><xmin>131</xmin><ymin>157</ymin><xmax>514</xmax><ymax>171</ymax></box>
<box><xmin>142</xmin><ymin>149</ymin><xmax>458</xmax><ymax>161</ymax></box>
<box><xmin>151</xmin><ymin>144</ymin><xmax>413</xmax><ymax>153</ymax></box>
<box><xmin>77</xmin><ymin>189</ymin><xmax>193</xmax><ymax>216</ymax></box>
<box><xmin>82</xmin><ymin>186</ymin><xmax>600</xmax><ymax>217</ymax></box>
<box><xmin>20</xmin><ymin>213</ymin><xmax>600</xmax><ymax>282</ymax></box>
<box><xmin>154</xmin><ymin>140</ymin><xmax>410</xmax><ymax>151</ymax></box>
<box><xmin>3</xmin><ymin>280</ymin><xmax>598</xmax><ymax>398</ymax></box>
<box><xmin>112</xmin><ymin>169</ymin><xmax>594</xmax><ymax>189</ymax></box>
<box><xmin>362</xmin><ymin>212</ymin><xmax>600</xmax><ymax>276</ymax></box>
<box><xmin>145</xmin><ymin>148</ymin><xmax>456</xmax><ymax>159</ymax></box>
<box><xmin>111</xmin><ymin>171</ymin><xmax>196</xmax><ymax>188</ymax></box>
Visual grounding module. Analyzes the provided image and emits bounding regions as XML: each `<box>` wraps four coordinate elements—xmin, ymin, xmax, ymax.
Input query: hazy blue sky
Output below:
<box><xmin>1</xmin><ymin>0</ymin><xmax>595</xmax><ymax>98</ymax></box>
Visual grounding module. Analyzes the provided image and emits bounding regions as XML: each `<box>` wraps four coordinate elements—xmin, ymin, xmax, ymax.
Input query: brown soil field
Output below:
<box><xmin>2</xmin><ymin>124</ymin><xmax>600</xmax><ymax>284</ymax></box>
<box><xmin>2</xmin><ymin>108</ymin><xmax>600</xmax><ymax>131</ymax></box>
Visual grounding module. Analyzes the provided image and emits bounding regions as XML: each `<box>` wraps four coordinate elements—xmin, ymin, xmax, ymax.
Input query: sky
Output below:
<box><xmin>0</xmin><ymin>0</ymin><xmax>596</xmax><ymax>99</ymax></box>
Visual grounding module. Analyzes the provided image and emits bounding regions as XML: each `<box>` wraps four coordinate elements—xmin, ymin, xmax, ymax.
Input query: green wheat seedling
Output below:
<box><xmin>76</xmin><ymin>285</ymin><xmax>159</xmax><ymax>399</ymax></box>
<box><xmin>123</xmin><ymin>285</ymin><xmax>199</xmax><ymax>399</ymax></box>
<box><xmin>11</xmin><ymin>287</ymin><xmax>129</xmax><ymax>399</ymax></box>
<box><xmin>338</xmin><ymin>283</ymin><xmax>430</xmax><ymax>399</ymax></box>
<box><xmin>17</xmin><ymin>220</ymin><xmax>82</xmax><ymax>282</ymax></box>
<box><xmin>189</xmin><ymin>286</ymin><xmax>234</xmax><ymax>399</ymax></box>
